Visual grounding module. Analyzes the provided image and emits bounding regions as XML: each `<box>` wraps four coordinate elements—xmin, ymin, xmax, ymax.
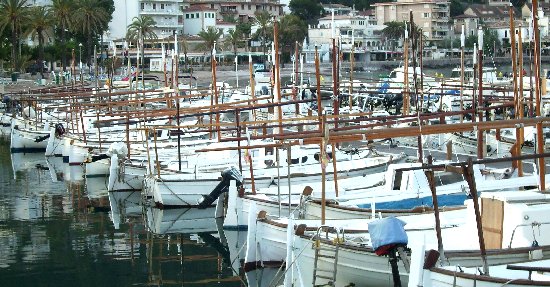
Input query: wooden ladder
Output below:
<box><xmin>312</xmin><ymin>226</ymin><xmax>341</xmax><ymax>286</ymax></box>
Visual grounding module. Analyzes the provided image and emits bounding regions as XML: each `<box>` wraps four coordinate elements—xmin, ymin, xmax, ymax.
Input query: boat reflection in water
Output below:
<box><xmin>108</xmin><ymin>191</ymin><xmax>142</xmax><ymax>229</ymax></box>
<box><xmin>140</xmin><ymin>206</ymin><xmax>244</xmax><ymax>286</ymax></box>
<box><xmin>11</xmin><ymin>152</ymin><xmax>47</xmax><ymax>180</ymax></box>
<box><xmin>145</xmin><ymin>206</ymin><xmax>218</xmax><ymax>235</ymax></box>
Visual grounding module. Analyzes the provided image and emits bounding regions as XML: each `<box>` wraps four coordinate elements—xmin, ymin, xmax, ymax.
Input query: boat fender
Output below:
<box><xmin>368</xmin><ymin>217</ymin><xmax>408</xmax><ymax>256</ymax></box>
<box><xmin>55</xmin><ymin>123</ymin><xmax>65</xmax><ymax>137</ymax></box>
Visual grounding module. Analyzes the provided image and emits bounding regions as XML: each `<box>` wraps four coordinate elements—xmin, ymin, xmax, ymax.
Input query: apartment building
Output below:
<box><xmin>372</xmin><ymin>0</ymin><xmax>451</xmax><ymax>46</ymax></box>
<box><xmin>139</xmin><ymin>1</ymin><xmax>185</xmax><ymax>39</ymax></box>
<box><xmin>181</xmin><ymin>5</ymin><xmax>217</xmax><ymax>35</ymax></box>
<box><xmin>189</xmin><ymin>0</ymin><xmax>283</xmax><ymax>22</ymax></box>
<box><xmin>307</xmin><ymin>11</ymin><xmax>385</xmax><ymax>63</ymax></box>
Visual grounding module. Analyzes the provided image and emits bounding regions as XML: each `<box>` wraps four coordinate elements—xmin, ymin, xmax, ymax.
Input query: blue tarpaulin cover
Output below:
<box><xmin>368</xmin><ymin>217</ymin><xmax>408</xmax><ymax>251</ymax></box>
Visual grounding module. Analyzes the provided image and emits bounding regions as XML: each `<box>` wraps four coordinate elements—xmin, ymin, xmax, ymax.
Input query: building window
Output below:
<box><xmin>196</xmin><ymin>13</ymin><xmax>199</xmax><ymax>18</ymax></box>
<box><xmin>211</xmin><ymin>4</ymin><xmax>214</xmax><ymax>8</ymax></box>
<box><xmin>423</xmin><ymin>12</ymin><xmax>430</xmax><ymax>18</ymax></box>
<box><xmin>186</xmin><ymin>14</ymin><xmax>189</xmax><ymax>19</ymax></box>
<box><xmin>161</xmin><ymin>4</ymin><xmax>164</xmax><ymax>9</ymax></box>
<box><xmin>269</xmin><ymin>6</ymin><xmax>272</xmax><ymax>11</ymax></box>
<box><xmin>241</xmin><ymin>4</ymin><xmax>244</xmax><ymax>9</ymax></box>
<box><xmin>141</xmin><ymin>3</ymin><xmax>144</xmax><ymax>10</ymax></box>
<box><xmin>256</xmin><ymin>5</ymin><xmax>260</xmax><ymax>10</ymax></box>
<box><xmin>191</xmin><ymin>14</ymin><xmax>194</xmax><ymax>19</ymax></box>
<box><xmin>248</xmin><ymin>4</ymin><xmax>251</xmax><ymax>10</ymax></box>
<box><xmin>153</xmin><ymin>3</ymin><xmax>156</xmax><ymax>9</ymax></box>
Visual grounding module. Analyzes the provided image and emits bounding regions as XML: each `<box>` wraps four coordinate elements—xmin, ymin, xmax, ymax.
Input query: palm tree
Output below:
<box><xmin>51</xmin><ymin>0</ymin><xmax>74</xmax><ymax>72</ymax></box>
<box><xmin>26</xmin><ymin>5</ymin><xmax>53</xmax><ymax>77</ymax></box>
<box><xmin>382</xmin><ymin>21</ymin><xmax>424</xmax><ymax>51</ymax></box>
<box><xmin>382</xmin><ymin>21</ymin><xmax>405</xmax><ymax>51</ymax></box>
<box><xmin>197</xmin><ymin>26</ymin><xmax>222</xmax><ymax>61</ymax></box>
<box><xmin>126</xmin><ymin>15</ymin><xmax>157</xmax><ymax>71</ymax></box>
<box><xmin>180</xmin><ymin>36</ymin><xmax>189</xmax><ymax>71</ymax></box>
<box><xmin>0</xmin><ymin>0</ymin><xmax>30</xmax><ymax>71</ymax></box>
<box><xmin>224</xmin><ymin>29</ymin><xmax>243</xmax><ymax>63</ymax></box>
<box><xmin>74</xmin><ymin>0</ymin><xmax>110</xmax><ymax>67</ymax></box>
<box><xmin>253</xmin><ymin>10</ymin><xmax>271</xmax><ymax>61</ymax></box>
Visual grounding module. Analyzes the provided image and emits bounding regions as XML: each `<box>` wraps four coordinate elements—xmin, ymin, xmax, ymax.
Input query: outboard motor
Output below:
<box><xmin>368</xmin><ymin>217</ymin><xmax>410</xmax><ymax>287</ymax></box>
<box><xmin>198</xmin><ymin>166</ymin><xmax>243</xmax><ymax>209</ymax></box>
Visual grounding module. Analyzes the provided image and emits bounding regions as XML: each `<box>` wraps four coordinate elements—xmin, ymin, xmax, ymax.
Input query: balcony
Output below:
<box><xmin>141</xmin><ymin>9</ymin><xmax>182</xmax><ymax>16</ymax></box>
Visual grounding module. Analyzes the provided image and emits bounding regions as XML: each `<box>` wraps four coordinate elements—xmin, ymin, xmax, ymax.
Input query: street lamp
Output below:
<box><xmin>78</xmin><ymin>43</ymin><xmax>83</xmax><ymax>83</ymax></box>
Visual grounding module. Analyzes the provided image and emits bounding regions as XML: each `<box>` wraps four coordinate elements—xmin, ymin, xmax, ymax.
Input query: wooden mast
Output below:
<box><xmin>349</xmin><ymin>29</ymin><xmax>354</xmax><ymax>109</ymax></box>
<box><xmin>460</xmin><ymin>25</ymin><xmax>465</xmax><ymax>123</ymax></box>
<box><xmin>273</xmin><ymin>18</ymin><xmax>283</xmax><ymax>135</ymax></box>
<box><xmin>476</xmin><ymin>27</ymin><xmax>484</xmax><ymax>159</ymax></box>
<box><xmin>403</xmin><ymin>22</ymin><xmax>410</xmax><ymax>116</ymax></box>
<box><xmin>532</xmin><ymin>0</ymin><xmax>546</xmax><ymax>191</ymax></box>
<box><xmin>518</xmin><ymin>26</ymin><xmax>525</xmax><ymax>177</ymax></box>
<box><xmin>510</xmin><ymin>3</ymin><xmax>521</xmax><ymax>172</ymax></box>
<box><xmin>294</xmin><ymin>41</ymin><xmax>300</xmax><ymax>115</ymax></box>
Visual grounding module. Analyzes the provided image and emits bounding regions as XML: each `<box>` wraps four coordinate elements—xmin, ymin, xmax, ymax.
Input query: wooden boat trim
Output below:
<box><xmin>429</xmin><ymin>266</ymin><xmax>550</xmax><ymax>285</ymax></box>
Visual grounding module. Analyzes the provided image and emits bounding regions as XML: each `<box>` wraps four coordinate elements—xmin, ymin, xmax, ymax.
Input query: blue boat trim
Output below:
<box><xmin>85</xmin><ymin>174</ymin><xmax>109</xmax><ymax>179</ymax></box>
<box><xmin>11</xmin><ymin>147</ymin><xmax>46</xmax><ymax>153</ymax></box>
<box><xmin>357</xmin><ymin>193</ymin><xmax>473</xmax><ymax>210</ymax></box>
<box><xmin>223</xmin><ymin>225</ymin><xmax>248</xmax><ymax>231</ymax></box>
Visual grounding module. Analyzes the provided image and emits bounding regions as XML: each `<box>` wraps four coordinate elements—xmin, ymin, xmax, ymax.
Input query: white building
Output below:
<box><xmin>106</xmin><ymin>0</ymin><xmax>186</xmax><ymax>43</ymax></box>
<box><xmin>29</xmin><ymin>0</ymin><xmax>52</xmax><ymax>6</ymax></box>
<box><xmin>217</xmin><ymin>21</ymin><xmax>237</xmax><ymax>36</ymax></box>
<box><xmin>107</xmin><ymin>0</ymin><xmax>140</xmax><ymax>41</ymax></box>
<box><xmin>307</xmin><ymin>11</ymin><xmax>386</xmax><ymax>63</ymax></box>
<box><xmin>182</xmin><ymin>5</ymin><xmax>217</xmax><ymax>36</ymax></box>
<box><xmin>139</xmin><ymin>0</ymin><xmax>185</xmax><ymax>39</ymax></box>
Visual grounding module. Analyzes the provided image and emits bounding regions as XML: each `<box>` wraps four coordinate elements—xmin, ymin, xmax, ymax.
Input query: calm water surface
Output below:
<box><xmin>0</xmin><ymin>140</ymin><xmax>249</xmax><ymax>287</ymax></box>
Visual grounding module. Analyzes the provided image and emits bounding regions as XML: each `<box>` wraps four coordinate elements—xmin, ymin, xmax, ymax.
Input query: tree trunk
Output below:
<box><xmin>87</xmin><ymin>29</ymin><xmax>92</xmax><ymax>67</ymax></box>
<box><xmin>61</xmin><ymin>24</ymin><xmax>67</xmax><ymax>72</ymax></box>
<box><xmin>11</xmin><ymin>21</ymin><xmax>17</xmax><ymax>71</ymax></box>
<box><xmin>39</xmin><ymin>30</ymin><xmax>45</xmax><ymax>77</ymax></box>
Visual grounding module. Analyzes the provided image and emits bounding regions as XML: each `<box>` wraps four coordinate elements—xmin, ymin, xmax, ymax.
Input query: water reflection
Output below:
<box><xmin>0</xmin><ymin>141</ymin><xmax>244</xmax><ymax>286</ymax></box>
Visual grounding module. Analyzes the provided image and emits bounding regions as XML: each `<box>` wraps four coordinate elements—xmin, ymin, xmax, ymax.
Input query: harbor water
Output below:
<box><xmin>0</xmin><ymin>140</ymin><xmax>250</xmax><ymax>287</ymax></box>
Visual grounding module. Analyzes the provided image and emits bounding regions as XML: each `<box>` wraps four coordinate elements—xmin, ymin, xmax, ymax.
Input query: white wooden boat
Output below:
<box><xmin>10</xmin><ymin>123</ymin><xmax>50</xmax><ymax>153</ymax></box>
<box><xmin>281</xmin><ymin>191</ymin><xmax>550</xmax><ymax>286</ymax></box>
<box><xmin>149</xmin><ymin>152</ymin><xmax>401</xmax><ymax>208</ymax></box>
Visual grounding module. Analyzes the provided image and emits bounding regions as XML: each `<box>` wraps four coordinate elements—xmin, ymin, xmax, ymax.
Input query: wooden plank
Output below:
<box><xmin>481</xmin><ymin>197</ymin><xmax>504</xmax><ymax>249</ymax></box>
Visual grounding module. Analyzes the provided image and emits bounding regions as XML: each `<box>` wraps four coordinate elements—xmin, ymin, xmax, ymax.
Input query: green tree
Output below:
<box><xmin>222</xmin><ymin>14</ymin><xmax>237</xmax><ymax>23</ymax></box>
<box><xmin>450</xmin><ymin>0</ymin><xmax>465</xmax><ymax>17</ymax></box>
<box><xmin>51</xmin><ymin>0</ymin><xmax>74</xmax><ymax>72</ymax></box>
<box><xmin>74</xmin><ymin>0</ymin><xmax>110</xmax><ymax>67</ymax></box>
<box><xmin>126</xmin><ymin>15</ymin><xmax>158</xmax><ymax>70</ymax></box>
<box><xmin>278</xmin><ymin>14</ymin><xmax>307</xmax><ymax>65</ymax></box>
<box><xmin>0</xmin><ymin>0</ymin><xmax>30</xmax><ymax>71</ymax></box>
<box><xmin>289</xmin><ymin>0</ymin><xmax>323</xmax><ymax>24</ymax></box>
<box><xmin>465</xmin><ymin>28</ymin><xmax>501</xmax><ymax>56</ymax></box>
<box><xmin>382</xmin><ymin>21</ymin><xmax>423</xmax><ymax>50</ymax></box>
<box><xmin>224</xmin><ymin>29</ymin><xmax>243</xmax><ymax>62</ymax></box>
<box><xmin>197</xmin><ymin>26</ymin><xmax>222</xmax><ymax>60</ymax></box>
<box><xmin>26</xmin><ymin>5</ymin><xmax>53</xmax><ymax>76</ymax></box>
<box><xmin>253</xmin><ymin>10</ymin><xmax>272</xmax><ymax>61</ymax></box>
<box><xmin>382</xmin><ymin>21</ymin><xmax>405</xmax><ymax>50</ymax></box>
<box><xmin>236</xmin><ymin>22</ymin><xmax>252</xmax><ymax>38</ymax></box>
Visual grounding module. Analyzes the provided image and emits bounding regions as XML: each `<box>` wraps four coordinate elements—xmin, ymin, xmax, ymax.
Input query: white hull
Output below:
<box><xmin>10</xmin><ymin>125</ymin><xmax>49</xmax><ymax>153</ymax></box>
